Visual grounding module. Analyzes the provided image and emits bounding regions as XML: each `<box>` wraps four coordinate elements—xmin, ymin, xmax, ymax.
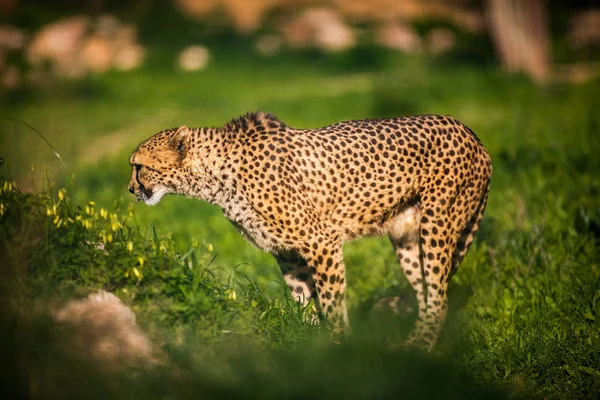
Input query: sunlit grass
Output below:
<box><xmin>1</xmin><ymin>40</ymin><xmax>599</xmax><ymax>398</ymax></box>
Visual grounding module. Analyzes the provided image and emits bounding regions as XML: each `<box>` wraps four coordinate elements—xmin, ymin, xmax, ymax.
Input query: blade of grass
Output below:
<box><xmin>1</xmin><ymin>117</ymin><xmax>68</xmax><ymax>168</ymax></box>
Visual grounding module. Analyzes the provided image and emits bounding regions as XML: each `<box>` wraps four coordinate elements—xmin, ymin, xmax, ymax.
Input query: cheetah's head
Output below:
<box><xmin>128</xmin><ymin>126</ymin><xmax>192</xmax><ymax>206</ymax></box>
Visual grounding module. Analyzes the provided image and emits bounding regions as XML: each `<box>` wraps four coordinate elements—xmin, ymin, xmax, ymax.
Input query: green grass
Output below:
<box><xmin>1</xmin><ymin>36</ymin><xmax>600</xmax><ymax>398</ymax></box>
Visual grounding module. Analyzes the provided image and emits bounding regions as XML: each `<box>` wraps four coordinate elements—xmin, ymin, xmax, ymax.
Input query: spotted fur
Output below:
<box><xmin>128</xmin><ymin>112</ymin><xmax>492</xmax><ymax>349</ymax></box>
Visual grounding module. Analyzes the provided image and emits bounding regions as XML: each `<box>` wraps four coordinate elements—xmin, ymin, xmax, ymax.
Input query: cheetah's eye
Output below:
<box><xmin>135</xmin><ymin>164</ymin><xmax>142</xmax><ymax>172</ymax></box>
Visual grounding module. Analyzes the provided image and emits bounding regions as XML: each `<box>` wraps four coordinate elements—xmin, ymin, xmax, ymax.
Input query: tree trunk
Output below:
<box><xmin>486</xmin><ymin>0</ymin><xmax>551</xmax><ymax>83</ymax></box>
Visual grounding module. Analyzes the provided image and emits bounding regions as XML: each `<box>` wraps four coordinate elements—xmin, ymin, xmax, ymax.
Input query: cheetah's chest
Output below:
<box><xmin>222</xmin><ymin>204</ymin><xmax>283</xmax><ymax>253</ymax></box>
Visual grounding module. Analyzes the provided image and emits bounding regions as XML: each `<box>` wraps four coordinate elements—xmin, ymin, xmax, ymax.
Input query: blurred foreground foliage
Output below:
<box><xmin>0</xmin><ymin>170</ymin><xmax>510</xmax><ymax>400</ymax></box>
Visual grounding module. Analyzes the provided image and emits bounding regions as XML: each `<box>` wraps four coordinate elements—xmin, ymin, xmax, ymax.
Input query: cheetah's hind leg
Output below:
<box><xmin>449</xmin><ymin>180</ymin><xmax>491</xmax><ymax>277</ymax></box>
<box><xmin>389</xmin><ymin>233</ymin><xmax>428</xmax><ymax>348</ymax></box>
<box><xmin>411</xmin><ymin>178</ymin><xmax>490</xmax><ymax>350</ymax></box>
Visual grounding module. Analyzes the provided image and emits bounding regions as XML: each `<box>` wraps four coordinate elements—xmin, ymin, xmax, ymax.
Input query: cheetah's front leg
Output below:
<box><xmin>299</xmin><ymin>235</ymin><xmax>349</xmax><ymax>334</ymax></box>
<box><xmin>275</xmin><ymin>252</ymin><xmax>317</xmax><ymax>311</ymax></box>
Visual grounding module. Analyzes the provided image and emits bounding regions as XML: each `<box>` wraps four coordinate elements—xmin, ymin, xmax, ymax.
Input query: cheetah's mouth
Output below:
<box><xmin>136</xmin><ymin>185</ymin><xmax>168</xmax><ymax>206</ymax></box>
<box><xmin>135</xmin><ymin>186</ymin><xmax>152</xmax><ymax>203</ymax></box>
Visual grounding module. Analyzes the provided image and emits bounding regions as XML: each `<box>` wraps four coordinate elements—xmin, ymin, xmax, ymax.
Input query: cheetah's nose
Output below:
<box><xmin>128</xmin><ymin>185</ymin><xmax>135</xmax><ymax>194</ymax></box>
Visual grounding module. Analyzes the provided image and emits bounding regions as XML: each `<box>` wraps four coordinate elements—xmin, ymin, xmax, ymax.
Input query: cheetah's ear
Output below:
<box><xmin>170</xmin><ymin>125</ymin><xmax>191</xmax><ymax>155</ymax></box>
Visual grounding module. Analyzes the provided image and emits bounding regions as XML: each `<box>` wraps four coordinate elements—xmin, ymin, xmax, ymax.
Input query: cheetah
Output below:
<box><xmin>128</xmin><ymin>112</ymin><xmax>492</xmax><ymax>349</ymax></box>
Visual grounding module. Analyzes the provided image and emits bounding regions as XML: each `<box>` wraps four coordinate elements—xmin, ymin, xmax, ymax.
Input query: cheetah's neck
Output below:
<box><xmin>182</xmin><ymin>127</ymin><xmax>235</xmax><ymax>206</ymax></box>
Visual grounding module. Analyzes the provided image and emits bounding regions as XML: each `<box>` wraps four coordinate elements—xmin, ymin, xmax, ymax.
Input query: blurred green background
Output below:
<box><xmin>1</xmin><ymin>0</ymin><xmax>600</xmax><ymax>398</ymax></box>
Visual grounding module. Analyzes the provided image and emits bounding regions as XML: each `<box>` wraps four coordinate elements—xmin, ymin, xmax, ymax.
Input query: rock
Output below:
<box><xmin>26</xmin><ymin>14</ymin><xmax>145</xmax><ymax>80</ymax></box>
<box><xmin>375</xmin><ymin>22</ymin><xmax>422</xmax><ymax>53</ymax></box>
<box><xmin>114</xmin><ymin>44</ymin><xmax>145</xmax><ymax>71</ymax></box>
<box><xmin>280</xmin><ymin>14</ymin><xmax>312</xmax><ymax>48</ymax></box>
<box><xmin>178</xmin><ymin>45</ymin><xmax>210</xmax><ymax>71</ymax></box>
<box><xmin>54</xmin><ymin>291</ymin><xmax>153</xmax><ymax>369</ymax></box>
<box><xmin>174</xmin><ymin>0</ymin><xmax>218</xmax><ymax>20</ymax></box>
<box><xmin>220</xmin><ymin>0</ymin><xmax>284</xmax><ymax>33</ymax></box>
<box><xmin>281</xmin><ymin>7</ymin><xmax>355</xmax><ymax>52</ymax></box>
<box><xmin>176</xmin><ymin>0</ymin><xmax>284</xmax><ymax>33</ymax></box>
<box><xmin>426</xmin><ymin>27</ymin><xmax>456</xmax><ymax>54</ymax></box>
<box><xmin>333</xmin><ymin>0</ymin><xmax>483</xmax><ymax>32</ymax></box>
<box><xmin>81</xmin><ymin>35</ymin><xmax>113</xmax><ymax>73</ymax></box>
<box><xmin>112</xmin><ymin>24</ymin><xmax>145</xmax><ymax>71</ymax></box>
<box><xmin>26</xmin><ymin>15</ymin><xmax>90</xmax><ymax>78</ymax></box>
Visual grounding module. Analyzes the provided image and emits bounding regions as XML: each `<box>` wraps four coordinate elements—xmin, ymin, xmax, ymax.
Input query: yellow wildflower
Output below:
<box><xmin>3</xmin><ymin>181</ymin><xmax>16</xmax><ymax>193</ymax></box>
<box><xmin>100</xmin><ymin>231</ymin><xmax>111</xmax><ymax>244</ymax></box>
<box><xmin>132</xmin><ymin>267</ymin><xmax>142</xmax><ymax>280</ymax></box>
